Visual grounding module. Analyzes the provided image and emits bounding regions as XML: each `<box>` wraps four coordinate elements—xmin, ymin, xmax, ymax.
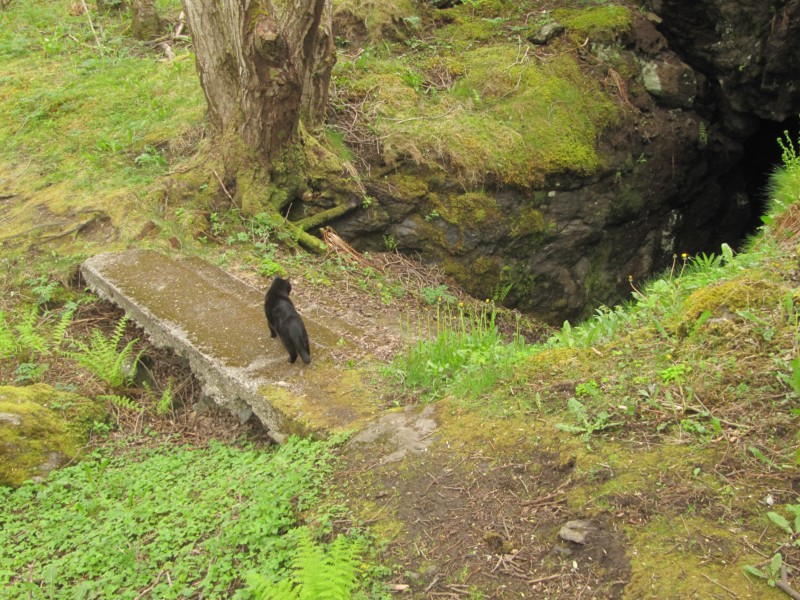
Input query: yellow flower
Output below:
<box><xmin>681</xmin><ymin>253</ymin><xmax>688</xmax><ymax>260</ymax></box>
<box><xmin>628</xmin><ymin>275</ymin><xmax>633</xmax><ymax>282</ymax></box>
<box><xmin>666</xmin><ymin>353</ymin><xmax>672</xmax><ymax>360</ymax></box>
<box><xmin>458</xmin><ymin>302</ymin><xmax>464</xmax><ymax>308</ymax></box>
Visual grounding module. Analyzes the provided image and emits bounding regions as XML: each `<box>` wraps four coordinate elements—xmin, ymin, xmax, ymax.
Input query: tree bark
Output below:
<box><xmin>180</xmin><ymin>0</ymin><xmax>334</xmax><ymax>164</ymax></box>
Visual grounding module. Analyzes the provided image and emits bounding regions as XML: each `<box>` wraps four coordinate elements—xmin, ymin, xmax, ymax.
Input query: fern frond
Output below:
<box><xmin>99</xmin><ymin>394</ymin><xmax>143</xmax><ymax>412</ymax></box>
<box><xmin>110</xmin><ymin>315</ymin><xmax>129</xmax><ymax>350</ymax></box>
<box><xmin>63</xmin><ymin>316</ymin><xmax>141</xmax><ymax>388</ymax></box>
<box><xmin>293</xmin><ymin>528</ymin><xmax>362</xmax><ymax>600</ymax></box>
<box><xmin>242</xmin><ymin>528</ymin><xmax>363</xmax><ymax>600</ymax></box>
<box><xmin>50</xmin><ymin>301</ymin><xmax>78</xmax><ymax>351</ymax></box>
<box><xmin>15</xmin><ymin>305</ymin><xmax>50</xmax><ymax>359</ymax></box>
<box><xmin>156</xmin><ymin>378</ymin><xmax>174</xmax><ymax>416</ymax></box>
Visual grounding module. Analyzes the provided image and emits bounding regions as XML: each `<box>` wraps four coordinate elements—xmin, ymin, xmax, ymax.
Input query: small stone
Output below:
<box><xmin>0</xmin><ymin>412</ymin><xmax>22</xmax><ymax>426</ymax></box>
<box><xmin>528</xmin><ymin>22</ymin><xmax>565</xmax><ymax>45</ymax></box>
<box><xmin>558</xmin><ymin>520</ymin><xmax>597</xmax><ymax>545</ymax></box>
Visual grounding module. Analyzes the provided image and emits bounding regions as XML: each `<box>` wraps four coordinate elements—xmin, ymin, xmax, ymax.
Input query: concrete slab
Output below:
<box><xmin>81</xmin><ymin>250</ymin><xmax>382</xmax><ymax>442</ymax></box>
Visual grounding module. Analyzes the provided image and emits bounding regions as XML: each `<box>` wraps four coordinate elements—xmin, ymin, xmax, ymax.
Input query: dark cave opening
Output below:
<box><xmin>739</xmin><ymin>114</ymin><xmax>800</xmax><ymax>234</ymax></box>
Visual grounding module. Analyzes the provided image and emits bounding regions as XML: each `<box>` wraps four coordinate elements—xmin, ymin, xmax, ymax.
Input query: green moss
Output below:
<box><xmin>553</xmin><ymin>5</ymin><xmax>633</xmax><ymax>43</ymax></box>
<box><xmin>332</xmin><ymin>0</ymin><xmax>417</xmax><ymax>44</ymax></box>
<box><xmin>625</xmin><ymin>515</ymin><xmax>783</xmax><ymax>599</ymax></box>
<box><xmin>609</xmin><ymin>185</ymin><xmax>644</xmax><ymax>221</ymax></box>
<box><xmin>384</xmin><ymin>172</ymin><xmax>429</xmax><ymax>200</ymax></box>
<box><xmin>0</xmin><ymin>384</ymin><xmax>106</xmax><ymax>487</ymax></box>
<box><xmin>261</xmin><ymin>368</ymin><xmax>380</xmax><ymax>439</ymax></box>
<box><xmin>344</xmin><ymin>41</ymin><xmax>619</xmax><ymax>188</ymax></box>
<box><xmin>442</xmin><ymin>255</ymin><xmax>501</xmax><ymax>297</ymax></box>
<box><xmin>435</xmin><ymin>191</ymin><xmax>500</xmax><ymax>225</ymax></box>
<box><xmin>682</xmin><ymin>275</ymin><xmax>784</xmax><ymax>320</ymax></box>
<box><xmin>433</xmin><ymin>399</ymin><xmax>542</xmax><ymax>457</ymax></box>
<box><xmin>509</xmin><ymin>207</ymin><xmax>545</xmax><ymax>238</ymax></box>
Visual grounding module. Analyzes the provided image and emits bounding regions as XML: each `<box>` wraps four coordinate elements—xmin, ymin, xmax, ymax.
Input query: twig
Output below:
<box><xmin>383</xmin><ymin>107</ymin><xmax>459</xmax><ymax>124</ymax></box>
<box><xmin>80</xmin><ymin>0</ymin><xmax>102</xmax><ymax>50</ymax></box>
<box><xmin>527</xmin><ymin>573</ymin><xmax>561</xmax><ymax>585</ymax></box>
<box><xmin>424</xmin><ymin>575</ymin><xmax>440</xmax><ymax>594</ymax></box>
<box><xmin>700</xmin><ymin>573</ymin><xmax>737</xmax><ymax>598</ymax></box>
<box><xmin>31</xmin><ymin>211</ymin><xmax>107</xmax><ymax>245</ymax></box>
<box><xmin>133</xmin><ymin>570</ymin><xmax>164</xmax><ymax>600</ymax></box>
<box><xmin>212</xmin><ymin>169</ymin><xmax>235</xmax><ymax>204</ymax></box>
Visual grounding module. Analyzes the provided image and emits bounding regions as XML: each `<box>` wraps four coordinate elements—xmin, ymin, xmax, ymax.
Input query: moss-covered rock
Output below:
<box><xmin>0</xmin><ymin>384</ymin><xmax>107</xmax><ymax>487</ymax></box>
<box><xmin>682</xmin><ymin>275</ymin><xmax>784</xmax><ymax>320</ymax></box>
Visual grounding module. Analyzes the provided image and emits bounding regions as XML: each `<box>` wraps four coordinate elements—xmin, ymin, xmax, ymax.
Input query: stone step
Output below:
<box><xmin>81</xmin><ymin>250</ymin><xmax>380</xmax><ymax>442</ymax></box>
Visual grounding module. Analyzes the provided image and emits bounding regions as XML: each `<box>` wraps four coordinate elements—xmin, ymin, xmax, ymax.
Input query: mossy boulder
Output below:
<box><xmin>682</xmin><ymin>276</ymin><xmax>784</xmax><ymax>320</ymax></box>
<box><xmin>0</xmin><ymin>384</ymin><xmax>107</xmax><ymax>487</ymax></box>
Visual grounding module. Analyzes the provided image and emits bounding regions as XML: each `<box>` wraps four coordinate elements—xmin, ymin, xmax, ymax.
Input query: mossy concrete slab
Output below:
<box><xmin>81</xmin><ymin>250</ymin><xmax>381</xmax><ymax>442</ymax></box>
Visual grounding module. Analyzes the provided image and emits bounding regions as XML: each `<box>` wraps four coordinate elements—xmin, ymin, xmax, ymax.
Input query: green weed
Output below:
<box><xmin>0</xmin><ymin>301</ymin><xmax>78</xmax><ymax>363</ymax></box>
<box><xmin>388</xmin><ymin>304</ymin><xmax>526</xmax><ymax>401</ymax></box>
<box><xmin>744</xmin><ymin>504</ymin><xmax>800</xmax><ymax>589</ymax></box>
<box><xmin>0</xmin><ymin>436</ymin><xmax>359</xmax><ymax>598</ymax></box>
<box><xmin>555</xmin><ymin>397</ymin><xmax>620</xmax><ymax>440</ymax></box>
<box><xmin>0</xmin><ymin>0</ymin><xmax>202</xmax><ymax>205</ymax></box>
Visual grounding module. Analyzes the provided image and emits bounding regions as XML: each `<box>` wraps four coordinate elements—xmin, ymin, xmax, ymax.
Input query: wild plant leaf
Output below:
<box><xmin>770</xmin><ymin>552</ymin><xmax>783</xmax><ymax>577</ymax></box>
<box><xmin>555</xmin><ymin>423</ymin><xmax>586</xmax><ymax>434</ymax></box>
<box><xmin>567</xmin><ymin>397</ymin><xmax>587</xmax><ymax>422</ymax></box>
<box><xmin>767</xmin><ymin>511</ymin><xmax>793</xmax><ymax>535</ymax></box>
<box><xmin>743</xmin><ymin>564</ymin><xmax>767</xmax><ymax>579</ymax></box>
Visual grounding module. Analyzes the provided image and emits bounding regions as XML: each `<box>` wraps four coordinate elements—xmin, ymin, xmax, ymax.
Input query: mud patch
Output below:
<box><xmin>346</xmin><ymin>435</ymin><xmax>631</xmax><ymax>598</ymax></box>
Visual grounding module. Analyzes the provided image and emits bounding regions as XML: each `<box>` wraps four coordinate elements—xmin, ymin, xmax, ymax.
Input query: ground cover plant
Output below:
<box><xmin>330</xmin><ymin>0</ymin><xmax>623</xmax><ymax>188</ymax></box>
<box><xmin>0</xmin><ymin>436</ymin><xmax>368</xmax><ymax>599</ymax></box>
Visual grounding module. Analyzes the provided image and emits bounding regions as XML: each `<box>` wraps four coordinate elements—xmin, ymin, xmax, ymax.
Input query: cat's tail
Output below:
<box><xmin>293</xmin><ymin>325</ymin><xmax>311</xmax><ymax>365</ymax></box>
<box><xmin>298</xmin><ymin>346</ymin><xmax>311</xmax><ymax>365</ymax></box>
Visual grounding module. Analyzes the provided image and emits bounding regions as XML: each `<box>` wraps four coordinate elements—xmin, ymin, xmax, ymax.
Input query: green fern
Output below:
<box><xmin>64</xmin><ymin>316</ymin><xmax>142</xmax><ymax>388</ymax></box>
<box><xmin>13</xmin><ymin>305</ymin><xmax>50</xmax><ymax>360</ymax></box>
<box><xmin>50</xmin><ymin>301</ymin><xmax>79</xmax><ymax>351</ymax></box>
<box><xmin>99</xmin><ymin>394</ymin><xmax>143</xmax><ymax>412</ymax></box>
<box><xmin>243</xmin><ymin>527</ymin><xmax>363</xmax><ymax>600</ymax></box>
<box><xmin>156</xmin><ymin>378</ymin><xmax>174</xmax><ymax>416</ymax></box>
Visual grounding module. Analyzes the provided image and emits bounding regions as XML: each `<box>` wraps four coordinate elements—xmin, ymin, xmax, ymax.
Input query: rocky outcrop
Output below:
<box><xmin>651</xmin><ymin>0</ymin><xmax>800</xmax><ymax>133</ymax></box>
<box><xmin>322</xmin><ymin>1</ymin><xmax>800</xmax><ymax>323</ymax></box>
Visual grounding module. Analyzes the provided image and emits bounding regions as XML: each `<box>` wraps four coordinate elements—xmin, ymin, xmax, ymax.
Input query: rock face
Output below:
<box><xmin>651</xmin><ymin>0</ymin><xmax>800</xmax><ymax>131</ymax></box>
<box><xmin>323</xmin><ymin>1</ymin><xmax>800</xmax><ymax>323</ymax></box>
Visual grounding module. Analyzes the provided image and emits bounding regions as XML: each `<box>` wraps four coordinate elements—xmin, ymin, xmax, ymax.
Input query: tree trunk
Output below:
<box><xmin>179</xmin><ymin>0</ymin><xmax>352</xmax><ymax>253</ymax></box>
<box><xmin>181</xmin><ymin>0</ymin><xmax>334</xmax><ymax>165</ymax></box>
<box><xmin>131</xmin><ymin>0</ymin><xmax>161</xmax><ymax>40</ymax></box>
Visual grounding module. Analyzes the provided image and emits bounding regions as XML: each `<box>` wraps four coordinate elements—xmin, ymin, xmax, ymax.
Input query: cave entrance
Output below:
<box><xmin>740</xmin><ymin>114</ymin><xmax>800</xmax><ymax>234</ymax></box>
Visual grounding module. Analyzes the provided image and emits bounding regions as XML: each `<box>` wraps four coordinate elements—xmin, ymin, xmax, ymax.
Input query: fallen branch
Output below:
<box><xmin>778</xmin><ymin>565</ymin><xmax>800</xmax><ymax>600</ymax></box>
<box><xmin>80</xmin><ymin>0</ymin><xmax>103</xmax><ymax>50</ymax></box>
<box><xmin>294</xmin><ymin>199</ymin><xmax>359</xmax><ymax>232</ymax></box>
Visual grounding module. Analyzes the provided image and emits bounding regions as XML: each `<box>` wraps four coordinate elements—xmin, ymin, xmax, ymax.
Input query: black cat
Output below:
<box><xmin>264</xmin><ymin>277</ymin><xmax>311</xmax><ymax>365</ymax></box>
